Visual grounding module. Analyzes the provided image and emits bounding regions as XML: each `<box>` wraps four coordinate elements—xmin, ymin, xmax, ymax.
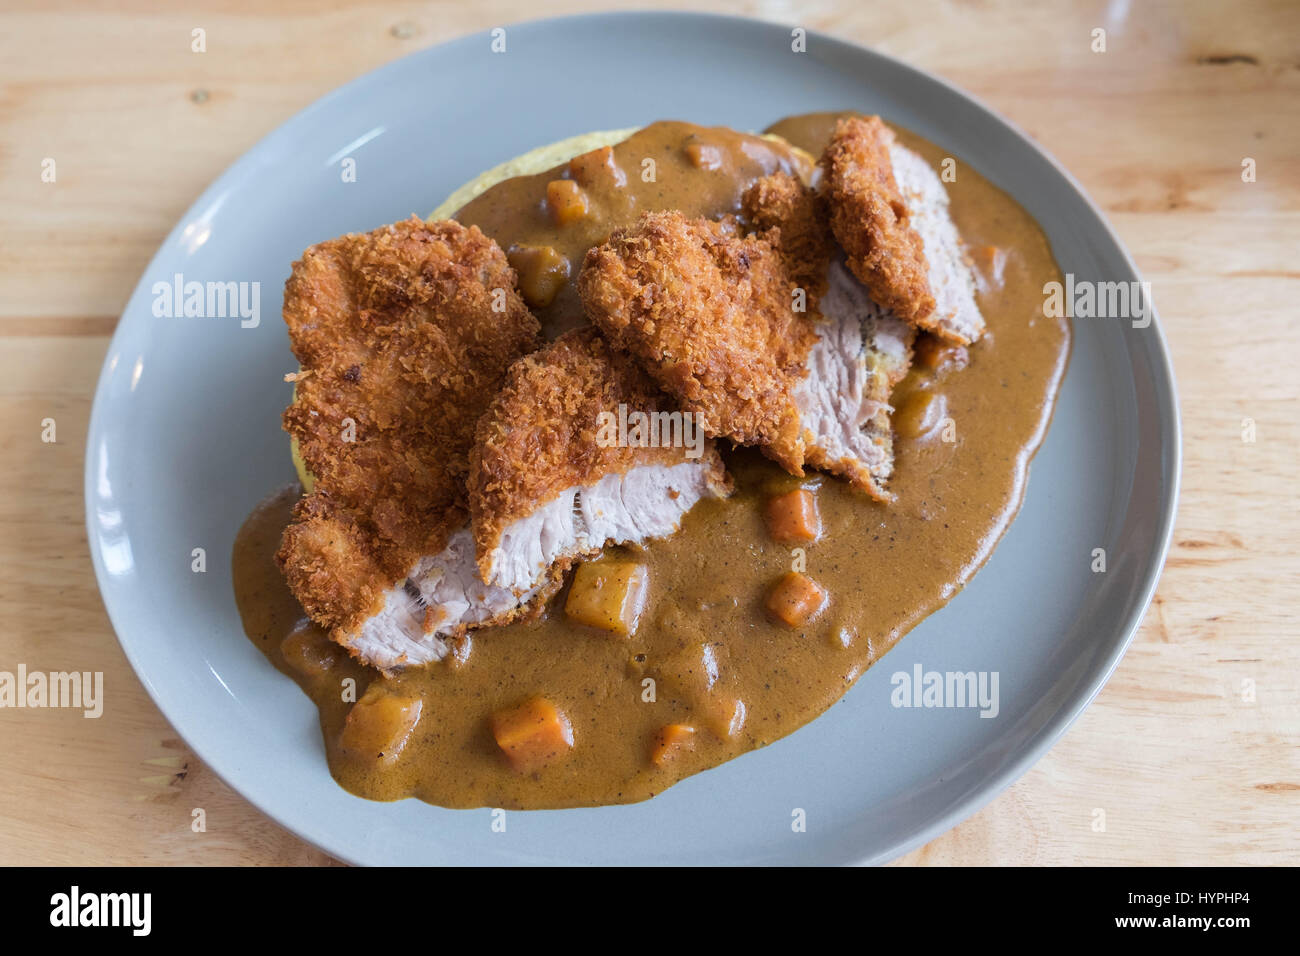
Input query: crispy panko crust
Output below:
<box><xmin>578</xmin><ymin>210</ymin><xmax>820</xmax><ymax>475</ymax></box>
<box><xmin>469</xmin><ymin>327</ymin><xmax>729</xmax><ymax>580</ymax></box>
<box><xmin>741</xmin><ymin>171</ymin><xmax>835</xmax><ymax>306</ymax></box>
<box><xmin>277</xmin><ymin>216</ymin><xmax>540</xmax><ymax>639</ymax></box>
<box><xmin>821</xmin><ymin>116</ymin><xmax>936</xmax><ymax>326</ymax></box>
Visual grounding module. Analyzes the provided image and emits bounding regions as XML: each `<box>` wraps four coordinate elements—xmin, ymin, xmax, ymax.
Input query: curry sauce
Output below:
<box><xmin>233</xmin><ymin>114</ymin><xmax>1070</xmax><ymax>809</ymax></box>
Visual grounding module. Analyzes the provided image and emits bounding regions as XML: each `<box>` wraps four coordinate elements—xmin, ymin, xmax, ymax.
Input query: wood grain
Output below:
<box><xmin>1</xmin><ymin>0</ymin><xmax>1296</xmax><ymax>865</ymax></box>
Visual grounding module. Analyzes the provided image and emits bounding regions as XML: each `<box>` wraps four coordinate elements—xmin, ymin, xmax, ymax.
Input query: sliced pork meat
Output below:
<box><xmin>277</xmin><ymin>216</ymin><xmax>541</xmax><ymax>672</ymax></box>
<box><xmin>339</xmin><ymin>527</ymin><xmax>555</xmax><ymax>672</ymax></box>
<box><xmin>888</xmin><ymin>139</ymin><xmax>985</xmax><ymax>345</ymax></box>
<box><xmin>579</xmin><ymin>208</ymin><xmax>912</xmax><ymax>499</ymax></box>
<box><xmin>821</xmin><ymin>115</ymin><xmax>985</xmax><ymax>345</ymax></box>
<box><xmin>470</xmin><ymin>328</ymin><xmax>731</xmax><ymax>595</ymax></box>
<box><xmin>794</xmin><ymin>258</ymin><xmax>915</xmax><ymax>497</ymax></box>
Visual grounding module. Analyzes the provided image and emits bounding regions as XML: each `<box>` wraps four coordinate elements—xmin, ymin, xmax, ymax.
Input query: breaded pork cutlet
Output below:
<box><xmin>821</xmin><ymin>115</ymin><xmax>985</xmax><ymax>345</ymax></box>
<box><xmin>278</xmin><ymin>216</ymin><xmax>541</xmax><ymax>672</ymax></box>
<box><xmin>579</xmin><ymin>211</ymin><xmax>818</xmax><ymax>473</ymax></box>
<box><xmin>821</xmin><ymin>116</ymin><xmax>934</xmax><ymax>325</ymax></box>
<box><xmin>579</xmin><ymin>208</ymin><xmax>912</xmax><ymax>499</ymax></box>
<box><xmin>741</xmin><ymin>171</ymin><xmax>835</xmax><ymax>304</ymax></box>
<box><xmin>470</xmin><ymin>327</ymin><xmax>731</xmax><ymax>595</ymax></box>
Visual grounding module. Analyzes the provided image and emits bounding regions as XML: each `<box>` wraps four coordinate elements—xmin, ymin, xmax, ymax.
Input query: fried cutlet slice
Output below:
<box><xmin>741</xmin><ymin>173</ymin><xmax>912</xmax><ymax>493</ymax></box>
<box><xmin>579</xmin><ymin>209</ymin><xmax>910</xmax><ymax>498</ymax></box>
<box><xmin>470</xmin><ymin>327</ymin><xmax>731</xmax><ymax>594</ymax></box>
<box><xmin>821</xmin><ymin>115</ymin><xmax>985</xmax><ymax>345</ymax></box>
<box><xmin>277</xmin><ymin>216</ymin><xmax>541</xmax><ymax>672</ymax></box>
<box><xmin>579</xmin><ymin>210</ymin><xmax>818</xmax><ymax>473</ymax></box>
<box><xmin>821</xmin><ymin>116</ymin><xmax>935</xmax><ymax>324</ymax></box>
<box><xmin>741</xmin><ymin>171</ymin><xmax>835</xmax><ymax>304</ymax></box>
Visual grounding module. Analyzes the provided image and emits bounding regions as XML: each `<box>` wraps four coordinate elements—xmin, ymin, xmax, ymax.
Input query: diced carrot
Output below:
<box><xmin>545</xmin><ymin>179</ymin><xmax>589</xmax><ymax>225</ymax></box>
<box><xmin>565</xmin><ymin>560</ymin><xmax>649</xmax><ymax>636</ymax></box>
<box><xmin>649</xmin><ymin>723</ymin><xmax>696</xmax><ymax>766</ymax></box>
<box><xmin>703</xmin><ymin>696</ymin><xmax>747</xmax><ymax>740</ymax></box>
<box><xmin>764</xmin><ymin>488</ymin><xmax>821</xmax><ymax>543</ymax></box>
<box><xmin>568</xmin><ymin>145</ymin><xmax>626</xmax><ymax>187</ymax></box>
<box><xmin>339</xmin><ymin>683</ymin><xmax>423</xmax><ymax>766</ymax></box>
<box><xmin>765</xmin><ymin>572</ymin><xmax>827</xmax><ymax>628</ymax></box>
<box><xmin>684</xmin><ymin>141</ymin><xmax>723</xmax><ymax>171</ymax></box>
<box><xmin>491</xmin><ymin>697</ymin><xmax>574</xmax><ymax>773</ymax></box>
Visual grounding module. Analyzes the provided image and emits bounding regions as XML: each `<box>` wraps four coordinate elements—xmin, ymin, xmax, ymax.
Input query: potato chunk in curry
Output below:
<box><xmin>565</xmin><ymin>560</ymin><xmax>649</xmax><ymax>636</ymax></box>
<box><xmin>339</xmin><ymin>683</ymin><xmax>423</xmax><ymax>766</ymax></box>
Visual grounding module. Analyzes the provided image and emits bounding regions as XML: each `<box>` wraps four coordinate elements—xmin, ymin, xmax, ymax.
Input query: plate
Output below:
<box><xmin>85</xmin><ymin>11</ymin><xmax>1180</xmax><ymax>865</ymax></box>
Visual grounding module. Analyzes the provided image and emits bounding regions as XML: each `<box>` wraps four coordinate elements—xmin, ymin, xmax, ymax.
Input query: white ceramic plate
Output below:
<box><xmin>86</xmin><ymin>12</ymin><xmax>1180</xmax><ymax>865</ymax></box>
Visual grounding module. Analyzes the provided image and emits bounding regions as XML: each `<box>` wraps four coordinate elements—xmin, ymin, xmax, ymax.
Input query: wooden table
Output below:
<box><xmin>2</xmin><ymin>0</ymin><xmax>1295</xmax><ymax>866</ymax></box>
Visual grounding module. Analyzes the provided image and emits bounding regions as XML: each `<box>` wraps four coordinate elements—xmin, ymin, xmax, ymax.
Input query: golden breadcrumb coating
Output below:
<box><xmin>741</xmin><ymin>171</ymin><xmax>834</xmax><ymax>305</ymax></box>
<box><xmin>469</xmin><ymin>327</ymin><xmax>729</xmax><ymax>580</ymax></box>
<box><xmin>578</xmin><ymin>210</ymin><xmax>822</xmax><ymax>476</ymax></box>
<box><xmin>277</xmin><ymin>216</ymin><xmax>540</xmax><ymax>639</ymax></box>
<box><xmin>821</xmin><ymin>116</ymin><xmax>936</xmax><ymax>325</ymax></box>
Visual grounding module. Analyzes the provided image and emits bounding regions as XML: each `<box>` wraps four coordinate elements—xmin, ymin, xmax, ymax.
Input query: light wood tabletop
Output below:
<box><xmin>2</xmin><ymin>0</ymin><xmax>1296</xmax><ymax>866</ymax></box>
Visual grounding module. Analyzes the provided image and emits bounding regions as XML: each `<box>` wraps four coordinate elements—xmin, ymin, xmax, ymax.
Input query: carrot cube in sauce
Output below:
<box><xmin>568</xmin><ymin>145</ymin><xmax>627</xmax><ymax>188</ymax></box>
<box><xmin>764</xmin><ymin>488</ymin><xmax>821</xmax><ymax>543</ymax></box>
<box><xmin>491</xmin><ymin>697</ymin><xmax>575</xmax><ymax>773</ymax></box>
<box><xmin>649</xmin><ymin>723</ymin><xmax>696</xmax><ymax>766</ymax></box>
<box><xmin>545</xmin><ymin>179</ymin><xmax>589</xmax><ymax>225</ymax></box>
<box><xmin>565</xmin><ymin>560</ymin><xmax>649</xmax><ymax>636</ymax></box>
<box><xmin>684</xmin><ymin>141</ymin><xmax>723</xmax><ymax>171</ymax></box>
<box><xmin>765</xmin><ymin>572</ymin><xmax>827</xmax><ymax>629</ymax></box>
<box><xmin>703</xmin><ymin>696</ymin><xmax>747</xmax><ymax>740</ymax></box>
<box><xmin>339</xmin><ymin>683</ymin><xmax>423</xmax><ymax>767</ymax></box>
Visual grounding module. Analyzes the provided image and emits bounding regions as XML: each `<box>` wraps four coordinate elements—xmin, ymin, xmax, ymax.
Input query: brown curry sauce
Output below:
<box><xmin>232</xmin><ymin>113</ymin><xmax>1070</xmax><ymax>809</ymax></box>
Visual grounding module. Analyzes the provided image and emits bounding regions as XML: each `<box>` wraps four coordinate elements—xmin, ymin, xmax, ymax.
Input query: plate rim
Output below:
<box><xmin>84</xmin><ymin>9</ymin><xmax>1182</xmax><ymax>866</ymax></box>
